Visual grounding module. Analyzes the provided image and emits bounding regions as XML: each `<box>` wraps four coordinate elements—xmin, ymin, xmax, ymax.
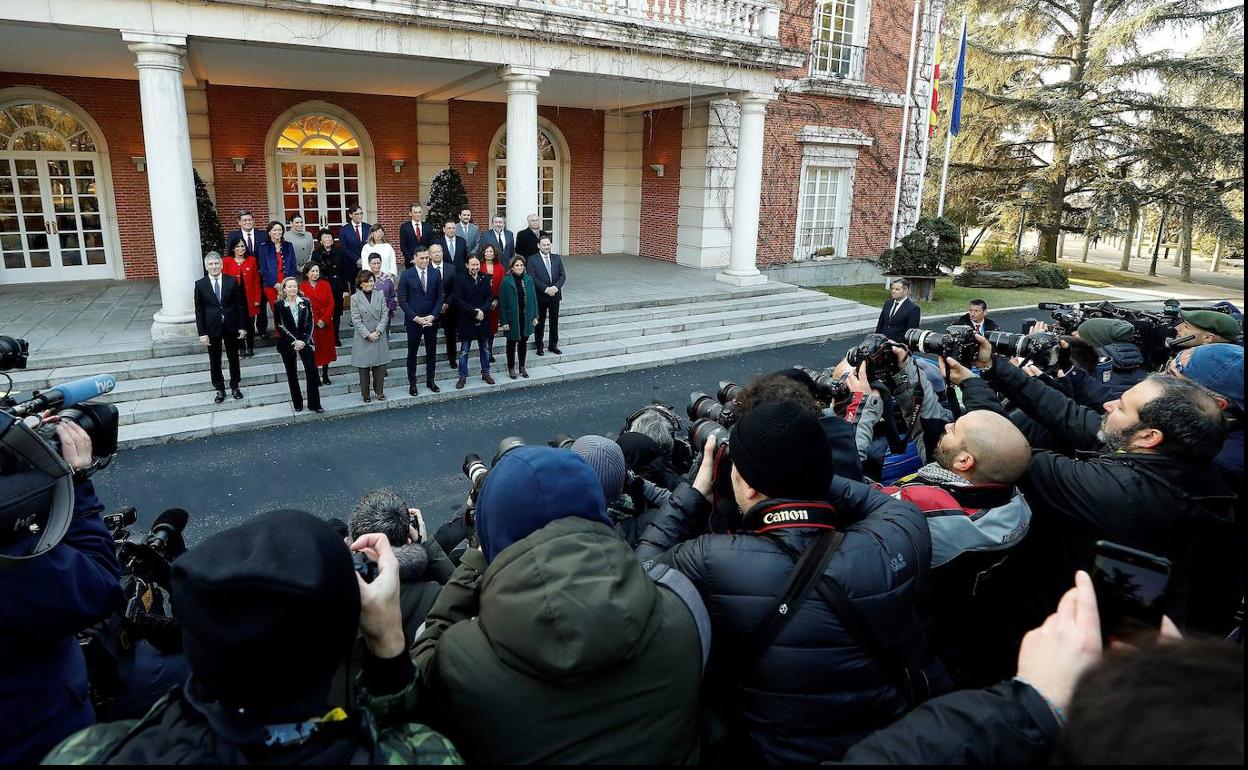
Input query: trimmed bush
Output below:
<box><xmin>1028</xmin><ymin>261</ymin><xmax>1070</xmax><ymax>289</ymax></box>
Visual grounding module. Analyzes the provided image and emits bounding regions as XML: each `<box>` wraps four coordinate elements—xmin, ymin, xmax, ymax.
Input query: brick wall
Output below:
<box><xmin>639</xmin><ymin>107</ymin><xmax>682</xmax><ymax>262</ymax></box>
<box><xmin>448</xmin><ymin>100</ymin><xmax>603</xmax><ymax>255</ymax></box>
<box><xmin>757</xmin><ymin>93</ymin><xmax>902</xmax><ymax>266</ymax></box>
<box><xmin>205</xmin><ymin>84</ymin><xmax>420</xmax><ymax>234</ymax></box>
<box><xmin>0</xmin><ymin>72</ymin><xmax>153</xmax><ymax>279</ymax></box>
<box><xmin>778</xmin><ymin>0</ymin><xmax>913</xmax><ymax>92</ymax></box>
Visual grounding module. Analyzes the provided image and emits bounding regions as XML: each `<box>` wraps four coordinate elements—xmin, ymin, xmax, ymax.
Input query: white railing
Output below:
<box><xmin>540</xmin><ymin>0</ymin><xmax>781</xmax><ymax>40</ymax></box>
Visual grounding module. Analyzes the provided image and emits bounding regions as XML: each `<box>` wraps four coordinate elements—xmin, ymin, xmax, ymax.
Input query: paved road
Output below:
<box><xmin>86</xmin><ymin>302</ymin><xmax>1212</xmax><ymax>546</ymax></box>
<box><xmin>1062</xmin><ymin>235</ymin><xmax>1244</xmax><ymax>293</ymax></box>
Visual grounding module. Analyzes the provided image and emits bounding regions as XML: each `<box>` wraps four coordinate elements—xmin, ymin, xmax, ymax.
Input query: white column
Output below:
<box><xmin>498</xmin><ymin>66</ymin><xmax>549</xmax><ymax>235</ymax></box>
<box><xmin>717</xmin><ymin>92</ymin><xmax>774</xmax><ymax>286</ymax></box>
<box><xmin>124</xmin><ymin>32</ymin><xmax>202</xmax><ymax>341</ymax></box>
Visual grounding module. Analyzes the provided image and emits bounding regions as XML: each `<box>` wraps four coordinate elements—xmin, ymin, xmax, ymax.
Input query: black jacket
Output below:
<box><xmin>953</xmin><ymin>313</ymin><xmax>1002</xmax><ymax>334</ymax></box>
<box><xmin>839</xmin><ymin>679</ymin><xmax>1059</xmax><ymax>764</ymax></box>
<box><xmin>973</xmin><ymin>358</ymin><xmax>1236</xmax><ymax>627</ymax></box>
<box><xmin>451</xmin><ymin>269</ymin><xmax>493</xmax><ymax>337</ymax></box>
<box><xmin>194</xmin><ymin>274</ymin><xmax>247</xmax><ymax>338</ymax></box>
<box><xmin>273</xmin><ymin>296</ymin><xmax>316</xmax><ymax>353</ymax></box>
<box><xmin>515</xmin><ymin>227</ymin><xmax>549</xmax><ymax>259</ymax></box>
<box><xmin>398</xmin><ymin>219</ymin><xmax>432</xmax><ymax>263</ymax></box>
<box><xmin>635</xmin><ymin>479</ymin><xmax>947</xmax><ymax>763</ymax></box>
<box><xmin>875</xmin><ymin>297</ymin><xmax>921</xmax><ymax>341</ymax></box>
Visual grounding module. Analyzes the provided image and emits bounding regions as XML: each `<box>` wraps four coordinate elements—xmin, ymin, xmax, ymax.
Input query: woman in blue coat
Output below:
<box><xmin>256</xmin><ymin>220</ymin><xmax>296</xmax><ymax>339</ymax></box>
<box><xmin>498</xmin><ymin>255</ymin><xmax>538</xmax><ymax>379</ymax></box>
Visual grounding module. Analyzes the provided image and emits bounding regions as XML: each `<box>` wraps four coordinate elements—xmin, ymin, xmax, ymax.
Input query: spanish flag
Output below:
<box><xmin>928</xmin><ymin>25</ymin><xmax>942</xmax><ymax>137</ymax></box>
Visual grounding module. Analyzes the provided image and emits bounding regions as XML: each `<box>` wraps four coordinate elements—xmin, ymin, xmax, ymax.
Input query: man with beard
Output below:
<box><xmin>944</xmin><ymin>347</ymin><xmax>1234</xmax><ymax>636</ymax></box>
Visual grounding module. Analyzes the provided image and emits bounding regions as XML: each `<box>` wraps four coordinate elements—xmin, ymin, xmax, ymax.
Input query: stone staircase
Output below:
<box><xmin>9</xmin><ymin>283</ymin><xmax>878</xmax><ymax>448</ymax></box>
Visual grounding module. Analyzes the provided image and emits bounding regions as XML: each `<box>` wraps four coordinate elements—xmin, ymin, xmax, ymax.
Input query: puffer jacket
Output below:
<box><xmin>635</xmin><ymin>478</ymin><xmax>948</xmax><ymax>764</ymax></box>
<box><xmin>412</xmin><ymin>517</ymin><xmax>703</xmax><ymax>765</ymax></box>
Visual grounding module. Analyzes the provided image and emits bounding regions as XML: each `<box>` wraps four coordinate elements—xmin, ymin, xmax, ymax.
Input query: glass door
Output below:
<box><xmin>280</xmin><ymin>158</ymin><xmax>362</xmax><ymax>239</ymax></box>
<box><xmin>0</xmin><ymin>154</ymin><xmax>111</xmax><ymax>282</ymax></box>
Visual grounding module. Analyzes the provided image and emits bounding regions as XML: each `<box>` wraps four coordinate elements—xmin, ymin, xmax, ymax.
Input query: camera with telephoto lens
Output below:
<box><xmin>904</xmin><ymin>325</ymin><xmax>981</xmax><ymax>367</ymax></box>
<box><xmin>687</xmin><ymin>418</ymin><xmax>734</xmax><ymax>501</ymax></box>
<box><xmin>793</xmin><ymin>364</ymin><xmax>851</xmax><ymax>407</ymax></box>
<box><xmin>845</xmin><ymin>334</ymin><xmax>903</xmax><ymax>379</ymax></box>
<box><xmin>0</xmin><ymin>335</ymin><xmax>29</xmax><ymax>371</ymax></box>
<box><xmin>460</xmin><ymin>436</ymin><xmax>527</xmax><ymax>530</ymax></box>
<box><xmin>985</xmin><ymin>329</ymin><xmax>1071</xmax><ymax>372</ymax></box>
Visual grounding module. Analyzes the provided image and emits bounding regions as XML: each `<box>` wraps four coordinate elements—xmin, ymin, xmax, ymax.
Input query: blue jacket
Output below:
<box><xmin>0</xmin><ymin>480</ymin><xmax>123</xmax><ymax>764</ymax></box>
<box><xmin>256</xmin><ymin>240</ymin><xmax>297</xmax><ymax>289</ymax></box>
<box><xmin>397</xmin><ymin>266</ymin><xmax>444</xmax><ymax>332</ymax></box>
<box><xmin>339</xmin><ymin>221</ymin><xmax>372</xmax><ymax>263</ymax></box>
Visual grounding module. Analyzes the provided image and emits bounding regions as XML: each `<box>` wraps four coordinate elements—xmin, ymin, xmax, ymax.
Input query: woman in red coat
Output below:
<box><xmin>479</xmin><ymin>242</ymin><xmax>505</xmax><ymax>362</ymax></box>
<box><xmin>302</xmin><ymin>262</ymin><xmax>338</xmax><ymax>383</ymax></box>
<box><xmin>221</xmin><ymin>237</ymin><xmax>262</xmax><ymax>357</ymax></box>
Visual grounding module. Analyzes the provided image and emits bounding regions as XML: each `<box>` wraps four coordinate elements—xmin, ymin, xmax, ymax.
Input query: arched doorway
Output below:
<box><xmin>489</xmin><ymin>122</ymin><xmax>570</xmax><ymax>252</ymax></box>
<box><xmin>0</xmin><ymin>96</ymin><xmax>117</xmax><ymax>283</ymax></box>
<box><xmin>267</xmin><ymin>104</ymin><xmax>376</xmax><ymax>239</ymax></box>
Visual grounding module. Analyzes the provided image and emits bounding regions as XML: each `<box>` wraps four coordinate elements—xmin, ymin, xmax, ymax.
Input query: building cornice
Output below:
<box><xmin>797</xmin><ymin>125</ymin><xmax>875</xmax><ymax>146</ymax></box>
<box><xmin>782</xmin><ymin>76</ymin><xmax>906</xmax><ymax>108</ymax></box>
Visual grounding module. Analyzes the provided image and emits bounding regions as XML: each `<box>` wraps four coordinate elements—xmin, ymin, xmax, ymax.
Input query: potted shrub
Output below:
<box><xmin>876</xmin><ymin>217</ymin><xmax>960</xmax><ymax>300</ymax></box>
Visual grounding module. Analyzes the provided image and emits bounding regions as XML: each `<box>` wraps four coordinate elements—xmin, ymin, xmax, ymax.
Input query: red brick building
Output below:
<box><xmin>0</xmin><ymin>0</ymin><xmax>939</xmax><ymax>338</ymax></box>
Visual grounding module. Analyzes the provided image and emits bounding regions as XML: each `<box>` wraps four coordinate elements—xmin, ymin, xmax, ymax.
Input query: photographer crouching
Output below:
<box><xmin>942</xmin><ymin>334</ymin><xmax>1235</xmax><ymax>636</ymax></box>
<box><xmin>0</xmin><ymin>416</ymin><xmax>123</xmax><ymax>764</ymax></box>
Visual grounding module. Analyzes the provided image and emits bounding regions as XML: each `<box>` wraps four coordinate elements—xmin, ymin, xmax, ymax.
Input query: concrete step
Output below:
<box><xmin>110</xmin><ymin>303</ymin><xmax>875</xmax><ymax>421</ymax></box>
<box><xmin>117</xmin><ymin>312</ymin><xmax>881</xmax><ymax>449</ymax></box>
<box><xmin>10</xmin><ymin>290</ymin><xmax>853</xmax><ymax>392</ymax></box>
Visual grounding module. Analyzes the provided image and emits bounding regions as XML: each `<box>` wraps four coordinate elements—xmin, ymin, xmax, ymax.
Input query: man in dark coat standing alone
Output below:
<box><xmin>876</xmin><ymin>278</ymin><xmax>922</xmax><ymax>341</ymax></box>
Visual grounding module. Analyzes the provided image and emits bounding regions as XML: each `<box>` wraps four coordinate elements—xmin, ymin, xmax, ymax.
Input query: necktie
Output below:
<box><xmin>448</xmin><ymin>240</ymin><xmax>455</xmax><ymax>261</ymax></box>
<box><xmin>245</xmin><ymin>231</ymin><xmax>252</xmax><ymax>252</ymax></box>
<box><xmin>355</xmin><ymin>224</ymin><xmax>361</xmax><ymax>242</ymax></box>
<box><xmin>544</xmin><ymin>256</ymin><xmax>552</xmax><ymax>279</ymax></box>
<box><xmin>213</xmin><ymin>278</ymin><xmax>221</xmax><ymax>304</ymax></box>
<box><xmin>891</xmin><ymin>300</ymin><xmax>901</xmax><ymax>319</ymax></box>
<box><xmin>416</xmin><ymin>223</ymin><xmax>422</xmax><ymax>241</ymax></box>
<box><xmin>420</xmin><ymin>270</ymin><xmax>427</xmax><ymax>292</ymax></box>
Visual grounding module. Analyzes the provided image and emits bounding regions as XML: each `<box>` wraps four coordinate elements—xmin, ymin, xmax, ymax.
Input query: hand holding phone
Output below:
<box><xmin>1091</xmin><ymin>540</ymin><xmax>1172</xmax><ymax>646</ymax></box>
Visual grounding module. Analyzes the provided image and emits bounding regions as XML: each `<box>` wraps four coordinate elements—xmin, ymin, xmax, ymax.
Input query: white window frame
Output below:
<box><xmin>809</xmin><ymin>0</ymin><xmax>874</xmax><ymax>82</ymax></box>
<box><xmin>793</xmin><ymin>126</ymin><xmax>874</xmax><ymax>262</ymax></box>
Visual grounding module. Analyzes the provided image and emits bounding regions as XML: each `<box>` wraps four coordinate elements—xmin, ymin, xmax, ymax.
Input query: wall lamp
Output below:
<box><xmin>649</xmin><ymin>163</ymin><xmax>665</xmax><ymax>177</ymax></box>
<box><xmin>392</xmin><ymin>159</ymin><xmax>406</xmax><ymax>173</ymax></box>
<box><xmin>130</xmin><ymin>156</ymin><xmax>146</xmax><ymax>172</ymax></box>
<box><xmin>231</xmin><ymin>157</ymin><xmax>246</xmax><ymax>173</ymax></box>
<box><xmin>465</xmin><ymin>161</ymin><xmax>479</xmax><ymax>175</ymax></box>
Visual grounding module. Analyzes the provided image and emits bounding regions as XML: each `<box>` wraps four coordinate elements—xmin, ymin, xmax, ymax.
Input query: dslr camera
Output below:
<box><xmin>687</xmin><ymin>418</ymin><xmax>734</xmax><ymax>503</ymax></box>
<box><xmin>985</xmin><ymin>329</ymin><xmax>1069</xmax><ymax>372</ymax></box>
<box><xmin>460</xmin><ymin>436</ymin><xmax>527</xmax><ymax>531</ymax></box>
<box><xmin>845</xmin><ymin>334</ymin><xmax>903</xmax><ymax>379</ymax></box>
<box><xmin>904</xmin><ymin>325</ymin><xmax>980</xmax><ymax>367</ymax></box>
<box><xmin>793</xmin><ymin>364</ymin><xmax>851</xmax><ymax>407</ymax></box>
<box><xmin>687</xmin><ymin>380</ymin><xmax>742</xmax><ymax>428</ymax></box>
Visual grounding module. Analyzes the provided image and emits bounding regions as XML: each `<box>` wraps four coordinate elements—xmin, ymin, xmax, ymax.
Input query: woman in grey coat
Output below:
<box><xmin>350</xmin><ymin>269</ymin><xmax>390</xmax><ymax>402</ymax></box>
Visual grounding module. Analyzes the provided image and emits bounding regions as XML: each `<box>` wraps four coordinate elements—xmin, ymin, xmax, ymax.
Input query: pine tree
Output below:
<box><xmin>194</xmin><ymin>169</ymin><xmax>226</xmax><ymax>256</ymax></box>
<box><xmin>426</xmin><ymin>169</ymin><xmax>469</xmax><ymax>232</ymax></box>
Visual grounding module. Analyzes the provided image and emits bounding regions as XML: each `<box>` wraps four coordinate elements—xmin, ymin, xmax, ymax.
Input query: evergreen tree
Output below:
<box><xmin>427</xmin><ymin>169</ymin><xmax>469</xmax><ymax>232</ymax></box>
<box><xmin>194</xmin><ymin>169</ymin><xmax>226</xmax><ymax>256</ymax></box>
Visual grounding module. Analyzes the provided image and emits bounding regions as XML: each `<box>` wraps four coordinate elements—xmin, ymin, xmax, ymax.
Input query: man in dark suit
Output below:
<box><xmin>427</xmin><ymin>244</ymin><xmax>459</xmax><ymax>368</ymax></box>
<box><xmin>431</xmin><ymin>220</ymin><xmax>469</xmax><ymax>270</ymax></box>
<box><xmin>527</xmin><ymin>235</ymin><xmax>566</xmax><ymax>356</ymax></box>
<box><xmin>338</xmin><ymin>206</ymin><xmax>371</xmax><ymax>267</ymax></box>
<box><xmin>452</xmin><ymin>254</ymin><xmax>496</xmax><ymax>389</ymax></box>
<box><xmin>399</xmin><ymin>203</ymin><xmax>431</xmax><ymax>269</ymax></box>
<box><xmin>515</xmin><ymin>213</ymin><xmax>548</xmax><ymax>259</ymax></box>
<box><xmin>955</xmin><ymin>298</ymin><xmax>1000</xmax><ymax>337</ymax></box>
<box><xmin>194</xmin><ymin>252</ymin><xmax>248</xmax><ymax>404</ymax></box>
<box><xmin>224</xmin><ymin>209</ymin><xmax>260</xmax><ymax>258</ymax></box>
<box><xmin>875</xmin><ymin>278</ymin><xmax>922</xmax><ymax>342</ymax></box>
<box><xmin>478</xmin><ymin>215</ymin><xmax>515</xmax><ymax>263</ymax></box>
<box><xmin>397</xmin><ymin>248</ymin><xmax>443</xmax><ymax>396</ymax></box>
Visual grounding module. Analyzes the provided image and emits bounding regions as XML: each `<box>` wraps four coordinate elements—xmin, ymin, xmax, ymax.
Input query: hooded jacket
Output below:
<box><xmin>411</xmin><ymin>449</ymin><xmax>703</xmax><ymax>765</ymax></box>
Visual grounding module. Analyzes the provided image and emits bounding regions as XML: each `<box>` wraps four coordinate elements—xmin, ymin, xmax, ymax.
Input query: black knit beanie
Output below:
<box><xmin>729</xmin><ymin>400</ymin><xmax>833</xmax><ymax>501</ymax></box>
<box><xmin>171</xmin><ymin>509</ymin><xmax>361</xmax><ymax>719</ymax></box>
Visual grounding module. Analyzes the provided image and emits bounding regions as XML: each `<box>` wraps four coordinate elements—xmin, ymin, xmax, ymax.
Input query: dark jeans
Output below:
<box><xmin>406</xmin><ymin>324</ymin><xmax>438</xmax><ymax>385</ymax></box>
<box><xmin>506</xmin><ymin>337</ymin><xmax>529</xmax><ymax>370</ymax></box>
<box><xmin>536</xmin><ymin>294</ymin><xmax>560</xmax><ymax>349</ymax></box>
<box><xmin>279</xmin><ymin>344</ymin><xmax>321</xmax><ymax>410</ymax></box>
<box><xmin>256</xmin><ymin>298</ymin><xmax>269</xmax><ymax>336</ymax></box>
<box><xmin>441</xmin><ymin>307</ymin><xmax>458</xmax><ymax>363</ymax></box>
<box><xmin>206</xmin><ymin>333</ymin><xmax>242</xmax><ymax>392</ymax></box>
<box><xmin>457</xmin><ymin>324</ymin><xmax>491</xmax><ymax>377</ymax></box>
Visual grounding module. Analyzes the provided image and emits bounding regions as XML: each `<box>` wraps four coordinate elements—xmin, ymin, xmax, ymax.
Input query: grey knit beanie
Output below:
<box><xmin>570</xmin><ymin>434</ymin><xmax>628</xmax><ymax>501</ymax></box>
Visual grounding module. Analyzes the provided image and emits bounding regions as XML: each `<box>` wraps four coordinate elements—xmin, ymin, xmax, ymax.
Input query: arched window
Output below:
<box><xmin>0</xmin><ymin>103</ymin><xmax>97</xmax><ymax>152</ymax></box>
<box><xmin>492</xmin><ymin>128</ymin><xmax>560</xmax><ymax>239</ymax></box>
<box><xmin>275</xmin><ymin>113</ymin><xmax>364</xmax><ymax>236</ymax></box>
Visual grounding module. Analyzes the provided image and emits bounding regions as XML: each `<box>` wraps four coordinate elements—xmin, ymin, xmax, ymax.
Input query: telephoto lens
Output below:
<box><xmin>716</xmin><ymin>381</ymin><xmax>742</xmax><ymax>406</ymax></box>
<box><xmin>462</xmin><ymin>453</ymin><xmax>489</xmax><ymax>488</ymax></box>
<box><xmin>904</xmin><ymin>326</ymin><xmax>979</xmax><ymax>367</ymax></box>
<box><xmin>0</xmin><ymin>335</ymin><xmax>29</xmax><ymax>371</ymax></box>
<box><xmin>688</xmin><ymin>418</ymin><xmax>728</xmax><ymax>451</ymax></box>
<box><xmin>687</xmin><ymin>391</ymin><xmax>726</xmax><ymax>423</ymax></box>
<box><xmin>34</xmin><ymin>403</ymin><xmax>120</xmax><ymax>457</ymax></box>
<box><xmin>548</xmin><ymin>433</ymin><xmax>576</xmax><ymax>449</ymax></box>
<box><xmin>494</xmin><ymin>436</ymin><xmax>526</xmax><ymax>464</ymax></box>
<box><xmin>985</xmin><ymin>330</ymin><xmax>1026</xmax><ymax>358</ymax></box>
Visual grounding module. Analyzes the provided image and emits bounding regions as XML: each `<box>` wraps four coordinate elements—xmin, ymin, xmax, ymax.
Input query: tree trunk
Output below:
<box><xmin>1179</xmin><ymin>206</ymin><xmax>1194</xmax><ymax>283</ymax></box>
<box><xmin>1148</xmin><ymin>205</ymin><xmax>1167</xmax><ymax>276</ymax></box>
<box><xmin>1081</xmin><ymin>220</ymin><xmax>1093</xmax><ymax>263</ymax></box>
<box><xmin>1119</xmin><ymin>203</ymin><xmax>1138</xmax><ymax>271</ymax></box>
<box><xmin>1039</xmin><ymin>0</ymin><xmax>1093</xmax><ymax>263</ymax></box>
<box><xmin>1135</xmin><ymin>210</ymin><xmax>1147</xmax><ymax>258</ymax></box>
<box><xmin>1211</xmin><ymin>237</ymin><xmax>1223</xmax><ymax>272</ymax></box>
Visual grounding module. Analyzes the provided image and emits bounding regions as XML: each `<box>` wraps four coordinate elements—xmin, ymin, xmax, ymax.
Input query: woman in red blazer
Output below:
<box><xmin>479</xmin><ymin>242</ymin><xmax>505</xmax><ymax>362</ymax></box>
<box><xmin>302</xmin><ymin>262</ymin><xmax>338</xmax><ymax>384</ymax></box>
<box><xmin>221</xmin><ymin>237</ymin><xmax>262</xmax><ymax>357</ymax></box>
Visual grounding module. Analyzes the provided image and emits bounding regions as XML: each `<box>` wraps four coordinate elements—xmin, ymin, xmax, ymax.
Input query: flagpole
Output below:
<box><xmin>915</xmin><ymin>10</ymin><xmax>943</xmax><ymax>219</ymax></box>
<box><xmin>889</xmin><ymin>0</ymin><xmax>925</xmax><ymax>245</ymax></box>
<box><xmin>936</xmin><ymin>15</ymin><xmax>967</xmax><ymax>218</ymax></box>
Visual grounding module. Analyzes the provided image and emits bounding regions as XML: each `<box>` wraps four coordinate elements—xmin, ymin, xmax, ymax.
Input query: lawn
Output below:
<box><xmin>1058</xmin><ymin>261</ymin><xmax>1164</xmax><ymax>288</ymax></box>
<box><xmin>817</xmin><ymin>280</ymin><xmax>1095</xmax><ymax>317</ymax></box>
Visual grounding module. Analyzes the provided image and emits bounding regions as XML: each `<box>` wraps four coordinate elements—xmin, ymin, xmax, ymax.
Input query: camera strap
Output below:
<box><xmin>0</xmin><ymin>411</ymin><xmax>75</xmax><ymax>565</ymax></box>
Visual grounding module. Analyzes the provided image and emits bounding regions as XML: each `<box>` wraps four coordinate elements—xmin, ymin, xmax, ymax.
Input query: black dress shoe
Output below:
<box><xmin>482</xmin><ymin>373</ymin><xmax>496</xmax><ymax>385</ymax></box>
<box><xmin>549</xmin><ymin>346</ymin><xmax>562</xmax><ymax>355</ymax></box>
<box><xmin>456</xmin><ymin>377</ymin><xmax>466</xmax><ymax>389</ymax></box>
<box><xmin>232</xmin><ymin>388</ymin><xmax>244</xmax><ymax>400</ymax></box>
<box><xmin>311</xmin><ymin>405</ymin><xmax>324</xmax><ymax>413</ymax></box>
<box><xmin>535</xmin><ymin>347</ymin><xmax>545</xmax><ymax>357</ymax></box>
<box><xmin>294</xmin><ymin>404</ymin><xmax>304</xmax><ymax>412</ymax></box>
<box><xmin>509</xmin><ymin>367</ymin><xmax>517</xmax><ymax>379</ymax></box>
<box><xmin>409</xmin><ymin>385</ymin><xmax>419</xmax><ymax>396</ymax></box>
<box><xmin>427</xmin><ymin>381</ymin><xmax>441</xmax><ymax>393</ymax></box>
<box><xmin>214</xmin><ymin>390</ymin><xmax>226</xmax><ymax>404</ymax></box>
<box><xmin>520</xmin><ymin>367</ymin><xmax>529</xmax><ymax>378</ymax></box>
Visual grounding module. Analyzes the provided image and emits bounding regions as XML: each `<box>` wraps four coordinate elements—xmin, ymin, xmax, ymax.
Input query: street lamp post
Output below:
<box><xmin>1015</xmin><ymin>183</ymin><xmax>1035</xmax><ymax>260</ymax></box>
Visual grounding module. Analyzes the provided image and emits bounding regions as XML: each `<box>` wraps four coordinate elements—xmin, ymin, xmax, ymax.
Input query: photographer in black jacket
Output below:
<box><xmin>944</xmin><ymin>337</ymin><xmax>1234</xmax><ymax>633</ymax></box>
<box><xmin>636</xmin><ymin>398</ymin><xmax>946</xmax><ymax>764</ymax></box>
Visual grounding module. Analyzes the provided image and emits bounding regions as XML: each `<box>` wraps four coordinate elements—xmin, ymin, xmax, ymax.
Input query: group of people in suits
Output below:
<box><xmin>195</xmin><ymin>204</ymin><xmax>568</xmax><ymax>412</ymax></box>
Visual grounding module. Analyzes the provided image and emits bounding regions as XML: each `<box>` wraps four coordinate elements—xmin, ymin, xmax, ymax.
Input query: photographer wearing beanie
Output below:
<box><xmin>44</xmin><ymin>510</ymin><xmax>460</xmax><ymax>765</ymax></box>
<box><xmin>636</xmin><ymin>400</ymin><xmax>947</xmax><ymax>764</ymax></box>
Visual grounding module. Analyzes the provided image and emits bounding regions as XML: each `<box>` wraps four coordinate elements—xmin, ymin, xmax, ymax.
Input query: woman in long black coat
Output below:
<box><xmin>308</xmin><ymin>229</ymin><xmax>355</xmax><ymax>346</ymax></box>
